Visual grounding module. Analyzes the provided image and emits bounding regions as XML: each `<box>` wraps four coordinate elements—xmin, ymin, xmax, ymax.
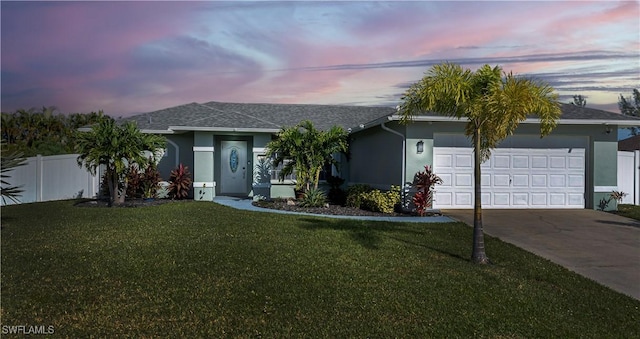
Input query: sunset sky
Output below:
<box><xmin>1</xmin><ymin>1</ymin><xmax>639</xmax><ymax>117</ymax></box>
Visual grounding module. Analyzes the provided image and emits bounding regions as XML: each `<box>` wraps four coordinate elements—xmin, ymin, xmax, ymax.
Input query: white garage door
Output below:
<box><xmin>433</xmin><ymin>147</ymin><xmax>585</xmax><ymax>209</ymax></box>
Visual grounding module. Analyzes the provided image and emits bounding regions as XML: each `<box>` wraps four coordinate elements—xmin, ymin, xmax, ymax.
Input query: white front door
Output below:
<box><xmin>433</xmin><ymin>147</ymin><xmax>586</xmax><ymax>209</ymax></box>
<box><xmin>220</xmin><ymin>141</ymin><xmax>248</xmax><ymax>195</ymax></box>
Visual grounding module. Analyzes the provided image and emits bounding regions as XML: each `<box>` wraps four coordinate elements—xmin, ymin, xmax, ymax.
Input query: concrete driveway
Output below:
<box><xmin>442</xmin><ymin>209</ymin><xmax>640</xmax><ymax>300</ymax></box>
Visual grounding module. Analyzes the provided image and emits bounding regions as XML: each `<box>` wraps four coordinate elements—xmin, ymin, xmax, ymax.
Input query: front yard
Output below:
<box><xmin>1</xmin><ymin>200</ymin><xmax>638</xmax><ymax>337</ymax></box>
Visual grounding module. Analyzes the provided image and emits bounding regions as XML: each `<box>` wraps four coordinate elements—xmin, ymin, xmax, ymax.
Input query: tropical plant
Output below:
<box><xmin>1</xmin><ymin>141</ymin><xmax>27</xmax><ymax>204</ymax></box>
<box><xmin>398</xmin><ymin>62</ymin><xmax>561</xmax><ymax>264</ymax></box>
<box><xmin>141</xmin><ymin>160</ymin><xmax>162</xmax><ymax>199</ymax></box>
<box><xmin>265</xmin><ymin>120</ymin><xmax>348</xmax><ymax>193</ymax></box>
<box><xmin>618</xmin><ymin>89</ymin><xmax>639</xmax><ymax>135</ymax></box>
<box><xmin>75</xmin><ymin>118</ymin><xmax>166</xmax><ymax>206</ymax></box>
<box><xmin>610</xmin><ymin>191</ymin><xmax>627</xmax><ymax>203</ymax></box>
<box><xmin>299</xmin><ymin>187</ymin><xmax>327</xmax><ymax>208</ymax></box>
<box><xmin>412</xmin><ymin>165</ymin><xmax>443</xmax><ymax>216</ymax></box>
<box><xmin>125</xmin><ymin>164</ymin><xmax>144</xmax><ymax>199</ymax></box>
<box><xmin>168</xmin><ymin>163</ymin><xmax>193</xmax><ymax>200</ymax></box>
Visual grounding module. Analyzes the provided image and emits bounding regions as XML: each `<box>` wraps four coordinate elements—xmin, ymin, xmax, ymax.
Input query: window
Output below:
<box><xmin>268</xmin><ymin>159</ymin><xmax>333</xmax><ymax>182</ymax></box>
<box><xmin>270</xmin><ymin>159</ymin><xmax>297</xmax><ymax>182</ymax></box>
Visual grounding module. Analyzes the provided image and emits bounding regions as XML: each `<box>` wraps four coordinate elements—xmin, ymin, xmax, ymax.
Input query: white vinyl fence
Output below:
<box><xmin>1</xmin><ymin>154</ymin><xmax>100</xmax><ymax>206</ymax></box>
<box><xmin>618</xmin><ymin>151</ymin><xmax>640</xmax><ymax>205</ymax></box>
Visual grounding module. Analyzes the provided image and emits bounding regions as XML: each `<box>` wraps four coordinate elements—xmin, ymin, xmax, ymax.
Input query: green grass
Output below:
<box><xmin>615</xmin><ymin>204</ymin><xmax>640</xmax><ymax>221</ymax></box>
<box><xmin>2</xmin><ymin>201</ymin><xmax>639</xmax><ymax>337</ymax></box>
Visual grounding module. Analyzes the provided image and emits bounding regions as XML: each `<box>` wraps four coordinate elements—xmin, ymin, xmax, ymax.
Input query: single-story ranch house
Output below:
<box><xmin>123</xmin><ymin>101</ymin><xmax>640</xmax><ymax>210</ymax></box>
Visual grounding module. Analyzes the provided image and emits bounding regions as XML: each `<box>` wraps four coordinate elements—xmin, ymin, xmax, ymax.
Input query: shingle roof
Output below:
<box><xmin>619</xmin><ymin>135</ymin><xmax>640</xmax><ymax>151</ymax></box>
<box><xmin>124</xmin><ymin>101</ymin><xmax>640</xmax><ymax>134</ymax></box>
<box><xmin>124</xmin><ymin>101</ymin><xmax>395</xmax><ymax>132</ymax></box>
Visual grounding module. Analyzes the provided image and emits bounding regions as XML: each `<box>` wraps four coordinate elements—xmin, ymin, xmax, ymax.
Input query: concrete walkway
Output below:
<box><xmin>212</xmin><ymin>196</ymin><xmax>454</xmax><ymax>223</ymax></box>
<box><xmin>443</xmin><ymin>209</ymin><xmax>640</xmax><ymax>300</ymax></box>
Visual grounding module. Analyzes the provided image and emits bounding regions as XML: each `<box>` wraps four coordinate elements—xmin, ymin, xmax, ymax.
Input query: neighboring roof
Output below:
<box><xmin>124</xmin><ymin>101</ymin><xmax>395</xmax><ymax>133</ymax></box>
<box><xmin>556</xmin><ymin>104</ymin><xmax>640</xmax><ymax>122</ymax></box>
<box><xmin>619</xmin><ymin>135</ymin><xmax>640</xmax><ymax>151</ymax></box>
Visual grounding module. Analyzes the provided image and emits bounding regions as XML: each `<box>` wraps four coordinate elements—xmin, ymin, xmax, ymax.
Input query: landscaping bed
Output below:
<box><xmin>253</xmin><ymin>198</ymin><xmax>441</xmax><ymax>217</ymax></box>
<box><xmin>73</xmin><ymin>198</ymin><xmax>177</xmax><ymax>208</ymax></box>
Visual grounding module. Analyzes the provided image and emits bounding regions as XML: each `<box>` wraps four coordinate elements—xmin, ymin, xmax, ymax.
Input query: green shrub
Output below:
<box><xmin>359</xmin><ymin>186</ymin><xmax>401</xmax><ymax>214</ymax></box>
<box><xmin>345</xmin><ymin>184</ymin><xmax>373</xmax><ymax>208</ymax></box>
<box><xmin>299</xmin><ymin>187</ymin><xmax>327</xmax><ymax>207</ymax></box>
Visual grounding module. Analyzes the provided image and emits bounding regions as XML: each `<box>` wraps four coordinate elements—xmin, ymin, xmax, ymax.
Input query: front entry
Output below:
<box><xmin>220</xmin><ymin>140</ymin><xmax>248</xmax><ymax>195</ymax></box>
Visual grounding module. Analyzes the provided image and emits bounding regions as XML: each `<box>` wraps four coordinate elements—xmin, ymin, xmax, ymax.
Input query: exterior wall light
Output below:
<box><xmin>416</xmin><ymin>140</ymin><xmax>424</xmax><ymax>154</ymax></box>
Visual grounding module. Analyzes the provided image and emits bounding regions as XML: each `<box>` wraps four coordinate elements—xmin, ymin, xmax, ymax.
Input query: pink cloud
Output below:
<box><xmin>2</xmin><ymin>1</ymin><xmax>637</xmax><ymax>116</ymax></box>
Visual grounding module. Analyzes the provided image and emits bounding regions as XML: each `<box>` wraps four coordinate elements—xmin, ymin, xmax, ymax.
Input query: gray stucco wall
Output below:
<box><xmin>193</xmin><ymin>131</ymin><xmax>215</xmax><ymax>200</ymax></box>
<box><xmin>158</xmin><ymin>132</ymin><xmax>195</xmax><ymax>198</ymax></box>
<box><xmin>592</xmin><ymin>131</ymin><xmax>619</xmax><ymax>210</ymax></box>
<box><xmin>354</xmin><ymin>120</ymin><xmax>619</xmax><ymax>210</ymax></box>
<box><xmin>164</xmin><ymin>131</ymin><xmax>280</xmax><ymax>200</ymax></box>
<box><xmin>158</xmin><ymin>132</ymin><xmax>194</xmax><ymax>178</ymax></box>
<box><xmin>348</xmin><ymin>124</ymin><xmax>404</xmax><ymax>189</ymax></box>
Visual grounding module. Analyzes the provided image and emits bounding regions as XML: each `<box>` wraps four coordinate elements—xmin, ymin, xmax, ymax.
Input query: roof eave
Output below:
<box><xmin>346</xmin><ymin>114</ymin><xmax>395</xmax><ymax>133</ymax></box>
<box><xmin>386</xmin><ymin>115</ymin><xmax>640</xmax><ymax>126</ymax></box>
<box><xmin>169</xmin><ymin>126</ymin><xmax>280</xmax><ymax>133</ymax></box>
<box><xmin>140</xmin><ymin>129</ymin><xmax>176</xmax><ymax>134</ymax></box>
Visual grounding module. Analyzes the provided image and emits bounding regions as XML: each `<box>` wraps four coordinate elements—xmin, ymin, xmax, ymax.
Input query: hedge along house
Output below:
<box><xmin>125</xmin><ymin>101</ymin><xmax>640</xmax><ymax>210</ymax></box>
<box><xmin>348</xmin><ymin>103</ymin><xmax>640</xmax><ymax>210</ymax></box>
<box><xmin>123</xmin><ymin>101</ymin><xmax>394</xmax><ymax>200</ymax></box>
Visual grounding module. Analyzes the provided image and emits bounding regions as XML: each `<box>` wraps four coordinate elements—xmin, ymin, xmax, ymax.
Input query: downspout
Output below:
<box><xmin>381</xmin><ymin>118</ymin><xmax>407</xmax><ymax>209</ymax></box>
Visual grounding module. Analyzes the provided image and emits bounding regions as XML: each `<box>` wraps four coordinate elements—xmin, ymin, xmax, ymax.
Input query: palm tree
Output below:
<box><xmin>306</xmin><ymin>123</ymin><xmax>348</xmax><ymax>189</ymax></box>
<box><xmin>266</xmin><ymin>120</ymin><xmax>348</xmax><ymax>193</ymax></box>
<box><xmin>398</xmin><ymin>63</ymin><xmax>560</xmax><ymax>264</ymax></box>
<box><xmin>75</xmin><ymin>118</ymin><xmax>165</xmax><ymax>206</ymax></box>
<box><xmin>1</xmin><ymin>140</ymin><xmax>27</xmax><ymax>204</ymax></box>
<box><xmin>266</xmin><ymin>123</ymin><xmax>308</xmax><ymax>192</ymax></box>
<box><xmin>619</xmin><ymin>89</ymin><xmax>639</xmax><ymax>135</ymax></box>
<box><xmin>1</xmin><ymin>113</ymin><xmax>20</xmax><ymax>144</ymax></box>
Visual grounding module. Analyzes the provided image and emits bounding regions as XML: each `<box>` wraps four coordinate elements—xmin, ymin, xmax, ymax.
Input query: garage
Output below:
<box><xmin>432</xmin><ymin>135</ymin><xmax>586</xmax><ymax>209</ymax></box>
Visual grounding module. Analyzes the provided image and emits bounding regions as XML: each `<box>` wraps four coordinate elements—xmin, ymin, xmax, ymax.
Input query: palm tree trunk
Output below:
<box><xmin>472</xmin><ymin>127</ymin><xmax>490</xmax><ymax>264</ymax></box>
<box><xmin>314</xmin><ymin>167</ymin><xmax>321</xmax><ymax>189</ymax></box>
<box><xmin>107</xmin><ymin>170</ymin><xmax>116</xmax><ymax>207</ymax></box>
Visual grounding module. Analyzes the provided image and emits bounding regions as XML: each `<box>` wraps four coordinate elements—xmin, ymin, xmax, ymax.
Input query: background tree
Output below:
<box><xmin>618</xmin><ymin>89</ymin><xmax>639</xmax><ymax>135</ymax></box>
<box><xmin>571</xmin><ymin>94</ymin><xmax>587</xmax><ymax>107</ymax></box>
<box><xmin>75</xmin><ymin>118</ymin><xmax>165</xmax><ymax>206</ymax></box>
<box><xmin>398</xmin><ymin>62</ymin><xmax>561</xmax><ymax>264</ymax></box>
<box><xmin>1</xmin><ymin>108</ymin><xmax>106</xmax><ymax>156</ymax></box>
<box><xmin>266</xmin><ymin>120</ymin><xmax>348</xmax><ymax>193</ymax></box>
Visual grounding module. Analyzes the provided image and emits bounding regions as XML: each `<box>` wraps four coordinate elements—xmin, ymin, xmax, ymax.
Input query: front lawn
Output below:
<box><xmin>1</xmin><ymin>201</ymin><xmax>638</xmax><ymax>337</ymax></box>
<box><xmin>615</xmin><ymin>204</ymin><xmax>640</xmax><ymax>221</ymax></box>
